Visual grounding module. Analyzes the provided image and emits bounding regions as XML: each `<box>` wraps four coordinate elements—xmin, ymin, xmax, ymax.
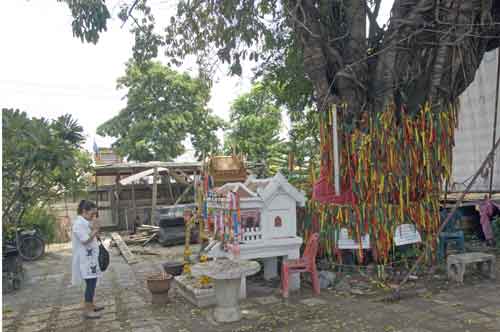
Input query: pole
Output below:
<box><xmin>488</xmin><ymin>49</ymin><xmax>500</xmax><ymax>198</ymax></box>
<box><xmin>332</xmin><ymin>104</ymin><xmax>341</xmax><ymax>195</ymax></box>
<box><xmin>152</xmin><ymin>167</ymin><xmax>158</xmax><ymax>226</ymax></box>
<box><xmin>443</xmin><ymin>178</ymin><xmax>449</xmax><ymax>208</ymax></box>
<box><xmin>131</xmin><ymin>168</ymin><xmax>137</xmax><ymax>225</ymax></box>
<box><xmin>95</xmin><ymin>170</ymin><xmax>99</xmax><ymax>217</ymax></box>
<box><xmin>116</xmin><ymin>172</ymin><xmax>121</xmax><ymax>228</ymax></box>
<box><xmin>391</xmin><ymin>135</ymin><xmax>500</xmax><ymax>300</ymax></box>
<box><xmin>167</xmin><ymin>173</ymin><xmax>175</xmax><ymax>204</ymax></box>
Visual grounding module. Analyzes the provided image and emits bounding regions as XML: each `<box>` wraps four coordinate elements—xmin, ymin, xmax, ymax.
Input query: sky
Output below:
<box><xmin>0</xmin><ymin>0</ymin><xmax>393</xmax><ymax>160</ymax></box>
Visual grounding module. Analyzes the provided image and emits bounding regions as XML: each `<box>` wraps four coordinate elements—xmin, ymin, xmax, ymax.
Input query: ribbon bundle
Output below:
<box><xmin>308</xmin><ymin>103</ymin><xmax>457</xmax><ymax>262</ymax></box>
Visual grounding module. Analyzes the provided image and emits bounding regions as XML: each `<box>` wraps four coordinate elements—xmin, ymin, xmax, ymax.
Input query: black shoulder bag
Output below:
<box><xmin>96</xmin><ymin>236</ymin><xmax>110</xmax><ymax>272</ymax></box>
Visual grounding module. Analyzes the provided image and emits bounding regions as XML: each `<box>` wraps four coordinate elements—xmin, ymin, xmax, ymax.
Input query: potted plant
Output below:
<box><xmin>146</xmin><ymin>272</ymin><xmax>173</xmax><ymax>304</ymax></box>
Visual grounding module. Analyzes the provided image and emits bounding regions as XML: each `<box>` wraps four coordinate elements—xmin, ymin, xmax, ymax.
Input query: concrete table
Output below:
<box><xmin>191</xmin><ymin>259</ymin><xmax>260</xmax><ymax>322</ymax></box>
<box><xmin>447</xmin><ymin>252</ymin><xmax>496</xmax><ymax>283</ymax></box>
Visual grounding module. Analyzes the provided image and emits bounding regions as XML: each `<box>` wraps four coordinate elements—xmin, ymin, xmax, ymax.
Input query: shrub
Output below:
<box><xmin>22</xmin><ymin>207</ymin><xmax>57</xmax><ymax>244</ymax></box>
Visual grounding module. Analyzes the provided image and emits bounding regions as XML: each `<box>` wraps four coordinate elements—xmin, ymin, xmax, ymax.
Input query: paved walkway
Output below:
<box><xmin>3</xmin><ymin>242</ymin><xmax>500</xmax><ymax>332</ymax></box>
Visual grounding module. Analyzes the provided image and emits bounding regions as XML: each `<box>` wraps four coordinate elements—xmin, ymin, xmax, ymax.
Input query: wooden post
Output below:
<box><xmin>152</xmin><ymin>167</ymin><xmax>158</xmax><ymax>226</ymax></box>
<box><xmin>116</xmin><ymin>172</ymin><xmax>121</xmax><ymax>228</ymax></box>
<box><xmin>167</xmin><ymin>173</ymin><xmax>175</xmax><ymax>204</ymax></box>
<box><xmin>332</xmin><ymin>104</ymin><xmax>341</xmax><ymax>195</ymax></box>
<box><xmin>131</xmin><ymin>168</ymin><xmax>137</xmax><ymax>226</ymax></box>
<box><xmin>95</xmin><ymin>170</ymin><xmax>99</xmax><ymax>217</ymax></box>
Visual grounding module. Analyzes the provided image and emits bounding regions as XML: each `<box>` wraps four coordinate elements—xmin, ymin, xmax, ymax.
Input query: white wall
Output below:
<box><xmin>452</xmin><ymin>49</ymin><xmax>500</xmax><ymax>192</ymax></box>
<box><xmin>263</xmin><ymin>191</ymin><xmax>297</xmax><ymax>239</ymax></box>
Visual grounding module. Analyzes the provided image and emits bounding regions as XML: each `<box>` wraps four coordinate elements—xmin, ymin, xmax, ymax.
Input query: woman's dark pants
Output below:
<box><xmin>84</xmin><ymin>278</ymin><xmax>97</xmax><ymax>303</ymax></box>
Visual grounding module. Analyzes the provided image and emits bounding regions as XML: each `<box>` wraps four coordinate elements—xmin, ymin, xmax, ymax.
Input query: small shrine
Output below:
<box><xmin>207</xmin><ymin>155</ymin><xmax>247</xmax><ymax>187</ymax></box>
<box><xmin>206</xmin><ymin>172</ymin><xmax>305</xmax><ymax>247</ymax></box>
<box><xmin>204</xmin><ymin>172</ymin><xmax>306</xmax><ymax>296</ymax></box>
<box><xmin>174</xmin><ymin>171</ymin><xmax>307</xmax><ymax>308</ymax></box>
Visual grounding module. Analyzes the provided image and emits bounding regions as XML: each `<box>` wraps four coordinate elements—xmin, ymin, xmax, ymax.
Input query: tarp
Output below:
<box><xmin>119</xmin><ymin>167</ymin><xmax>169</xmax><ymax>185</ymax></box>
<box><xmin>451</xmin><ymin>49</ymin><xmax>500</xmax><ymax>192</ymax></box>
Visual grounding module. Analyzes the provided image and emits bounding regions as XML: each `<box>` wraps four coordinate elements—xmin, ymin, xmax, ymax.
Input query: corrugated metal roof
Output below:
<box><xmin>95</xmin><ymin>161</ymin><xmax>202</xmax><ymax>175</ymax></box>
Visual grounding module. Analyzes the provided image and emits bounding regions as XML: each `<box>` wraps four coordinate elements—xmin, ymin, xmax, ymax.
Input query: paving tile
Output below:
<box><xmin>457</xmin><ymin>311</ymin><xmax>492</xmax><ymax>324</ymax></box>
<box><xmin>387</xmin><ymin>303</ymin><xmax>413</xmax><ymax>313</ymax></box>
<box><xmin>99</xmin><ymin>321</ymin><xmax>122</xmax><ymax>330</ymax></box>
<box><xmin>100</xmin><ymin>312</ymin><xmax>118</xmax><ymax>322</ymax></box>
<box><xmin>241</xmin><ymin>308</ymin><xmax>262</xmax><ymax>319</ymax></box>
<box><xmin>429</xmin><ymin>304</ymin><xmax>463</xmax><ymax>316</ymax></box>
<box><xmin>55</xmin><ymin>326</ymin><xmax>86</xmax><ymax>332</ymax></box>
<box><xmin>299</xmin><ymin>298</ymin><xmax>328</xmax><ymax>306</ymax></box>
<box><xmin>19</xmin><ymin>313</ymin><xmax>51</xmax><ymax>324</ymax></box>
<box><xmin>129</xmin><ymin>318</ymin><xmax>161</xmax><ymax>328</ymax></box>
<box><xmin>254</xmin><ymin>295</ymin><xmax>281</xmax><ymax>305</ymax></box>
<box><xmin>422</xmin><ymin>318</ymin><xmax>464</xmax><ymax>331</ymax></box>
<box><xmin>24</xmin><ymin>307</ymin><xmax>53</xmax><ymax>316</ymax></box>
<box><xmin>54</xmin><ymin>317</ymin><xmax>84</xmax><ymax>329</ymax></box>
<box><xmin>479</xmin><ymin>305</ymin><xmax>500</xmax><ymax>317</ymax></box>
<box><xmin>131</xmin><ymin>326</ymin><xmax>162</xmax><ymax>332</ymax></box>
<box><xmin>59</xmin><ymin>309</ymin><xmax>83</xmax><ymax>320</ymax></box>
<box><xmin>484</xmin><ymin>317</ymin><xmax>500</xmax><ymax>330</ymax></box>
<box><xmin>60</xmin><ymin>303</ymin><xmax>83</xmax><ymax>312</ymax></box>
<box><xmin>17</xmin><ymin>322</ymin><xmax>47</xmax><ymax>332</ymax></box>
<box><xmin>2</xmin><ymin>310</ymin><xmax>18</xmax><ymax>320</ymax></box>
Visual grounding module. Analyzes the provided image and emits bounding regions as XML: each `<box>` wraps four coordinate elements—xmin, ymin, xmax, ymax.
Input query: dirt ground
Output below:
<box><xmin>2</xmin><ymin>239</ymin><xmax>500</xmax><ymax>332</ymax></box>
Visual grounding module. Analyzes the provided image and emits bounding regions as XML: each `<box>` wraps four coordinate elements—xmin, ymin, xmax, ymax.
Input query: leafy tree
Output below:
<box><xmin>63</xmin><ymin>0</ymin><xmax>500</xmax><ymax>115</ymax></box>
<box><xmin>224</xmin><ymin>84</ymin><xmax>285</xmax><ymax>176</ymax></box>
<box><xmin>61</xmin><ymin>0</ymin><xmax>500</xmax><ymax>258</ymax></box>
<box><xmin>2</xmin><ymin>109</ymin><xmax>92</xmax><ymax>227</ymax></box>
<box><xmin>58</xmin><ymin>0</ymin><xmax>110</xmax><ymax>44</ymax></box>
<box><xmin>285</xmin><ymin>106</ymin><xmax>320</xmax><ymax>174</ymax></box>
<box><xmin>62</xmin><ymin>0</ymin><xmax>500</xmax><ymax>173</ymax></box>
<box><xmin>97</xmin><ymin>60</ymin><xmax>224</xmax><ymax>161</ymax></box>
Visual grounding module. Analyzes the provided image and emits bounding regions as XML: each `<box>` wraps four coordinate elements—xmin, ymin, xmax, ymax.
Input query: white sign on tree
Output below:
<box><xmin>337</xmin><ymin>228</ymin><xmax>370</xmax><ymax>249</ymax></box>
<box><xmin>394</xmin><ymin>224</ymin><xmax>422</xmax><ymax>246</ymax></box>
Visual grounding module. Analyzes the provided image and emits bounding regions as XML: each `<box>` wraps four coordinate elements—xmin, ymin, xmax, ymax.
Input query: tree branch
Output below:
<box><xmin>365</xmin><ymin>0</ymin><xmax>383</xmax><ymax>42</ymax></box>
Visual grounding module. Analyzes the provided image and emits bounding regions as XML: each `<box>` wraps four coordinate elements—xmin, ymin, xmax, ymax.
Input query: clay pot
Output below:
<box><xmin>146</xmin><ymin>272</ymin><xmax>173</xmax><ymax>294</ymax></box>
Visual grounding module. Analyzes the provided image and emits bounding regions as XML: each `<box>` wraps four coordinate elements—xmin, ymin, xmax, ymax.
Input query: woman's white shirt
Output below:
<box><xmin>71</xmin><ymin>215</ymin><xmax>101</xmax><ymax>285</ymax></box>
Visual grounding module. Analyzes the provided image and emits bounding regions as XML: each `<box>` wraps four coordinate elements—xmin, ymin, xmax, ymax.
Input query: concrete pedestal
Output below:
<box><xmin>208</xmin><ymin>237</ymin><xmax>303</xmax><ymax>296</ymax></box>
<box><xmin>191</xmin><ymin>259</ymin><xmax>260</xmax><ymax>323</ymax></box>
<box><xmin>263</xmin><ymin>257</ymin><xmax>278</xmax><ymax>280</ymax></box>
<box><xmin>287</xmin><ymin>249</ymin><xmax>301</xmax><ymax>291</ymax></box>
<box><xmin>214</xmin><ymin>278</ymin><xmax>241</xmax><ymax>322</ymax></box>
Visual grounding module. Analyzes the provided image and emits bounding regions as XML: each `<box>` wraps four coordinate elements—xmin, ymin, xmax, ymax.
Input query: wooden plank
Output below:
<box><xmin>111</xmin><ymin>232</ymin><xmax>139</xmax><ymax>264</ymax></box>
<box><xmin>138</xmin><ymin>224</ymin><xmax>160</xmax><ymax>229</ymax></box>
<box><xmin>116</xmin><ymin>173</ymin><xmax>122</xmax><ymax>228</ymax></box>
<box><xmin>174</xmin><ymin>185</ymin><xmax>192</xmax><ymax>205</ymax></box>
<box><xmin>131</xmin><ymin>175</ymin><xmax>137</xmax><ymax>225</ymax></box>
<box><xmin>131</xmin><ymin>248</ymin><xmax>159</xmax><ymax>256</ymax></box>
<box><xmin>142</xmin><ymin>233</ymin><xmax>158</xmax><ymax>247</ymax></box>
<box><xmin>152</xmin><ymin>167</ymin><xmax>158</xmax><ymax>225</ymax></box>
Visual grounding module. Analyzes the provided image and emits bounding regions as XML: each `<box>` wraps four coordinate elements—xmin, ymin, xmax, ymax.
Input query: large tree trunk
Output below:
<box><xmin>290</xmin><ymin>0</ymin><xmax>500</xmax><ymax>261</ymax></box>
<box><xmin>293</xmin><ymin>0</ymin><xmax>499</xmax><ymax>115</ymax></box>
